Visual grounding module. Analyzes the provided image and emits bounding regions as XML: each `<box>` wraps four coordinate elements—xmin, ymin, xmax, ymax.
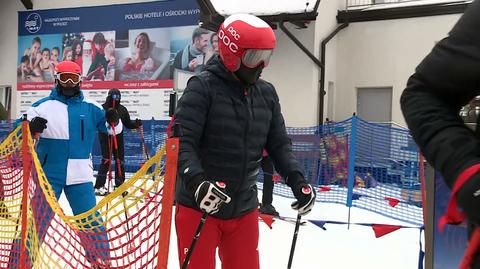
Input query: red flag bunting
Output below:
<box><xmin>385</xmin><ymin>197</ymin><xmax>400</xmax><ymax>207</ymax></box>
<box><xmin>259</xmin><ymin>214</ymin><xmax>275</xmax><ymax>229</ymax></box>
<box><xmin>372</xmin><ymin>224</ymin><xmax>401</xmax><ymax>238</ymax></box>
<box><xmin>318</xmin><ymin>186</ymin><xmax>331</xmax><ymax>192</ymax></box>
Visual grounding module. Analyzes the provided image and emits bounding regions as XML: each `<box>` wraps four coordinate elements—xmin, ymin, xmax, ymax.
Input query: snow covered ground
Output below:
<box><xmin>167</xmin><ymin>193</ymin><xmax>423</xmax><ymax>269</ymax></box>
<box><xmin>56</xmin><ymin>183</ymin><xmax>423</xmax><ymax>269</ymax></box>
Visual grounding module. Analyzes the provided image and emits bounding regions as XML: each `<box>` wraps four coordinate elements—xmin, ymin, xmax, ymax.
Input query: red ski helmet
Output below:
<box><xmin>54</xmin><ymin>61</ymin><xmax>82</xmax><ymax>84</ymax></box>
<box><xmin>218</xmin><ymin>13</ymin><xmax>276</xmax><ymax>72</ymax></box>
<box><xmin>55</xmin><ymin>60</ymin><xmax>81</xmax><ymax>74</ymax></box>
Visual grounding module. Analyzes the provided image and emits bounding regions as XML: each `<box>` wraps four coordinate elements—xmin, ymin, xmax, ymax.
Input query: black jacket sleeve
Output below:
<box><xmin>174</xmin><ymin>77</ymin><xmax>209</xmax><ymax>183</ymax></box>
<box><xmin>400</xmin><ymin>0</ymin><xmax>480</xmax><ymax>187</ymax></box>
<box><xmin>264</xmin><ymin>82</ymin><xmax>305</xmax><ymax>183</ymax></box>
<box><xmin>118</xmin><ymin>105</ymin><xmax>137</xmax><ymax>129</ymax></box>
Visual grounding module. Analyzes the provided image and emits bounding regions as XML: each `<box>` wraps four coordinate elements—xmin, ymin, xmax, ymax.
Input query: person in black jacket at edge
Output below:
<box><xmin>172</xmin><ymin>14</ymin><xmax>316</xmax><ymax>269</ymax></box>
<box><xmin>94</xmin><ymin>88</ymin><xmax>142</xmax><ymax>196</ymax></box>
<box><xmin>400</xmin><ymin>1</ymin><xmax>480</xmax><ymax>267</ymax></box>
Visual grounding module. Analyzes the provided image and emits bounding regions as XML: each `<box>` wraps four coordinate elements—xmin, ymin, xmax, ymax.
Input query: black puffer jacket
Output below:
<box><xmin>174</xmin><ymin>55</ymin><xmax>304</xmax><ymax>219</ymax></box>
<box><xmin>400</xmin><ymin>0</ymin><xmax>480</xmax><ymax>188</ymax></box>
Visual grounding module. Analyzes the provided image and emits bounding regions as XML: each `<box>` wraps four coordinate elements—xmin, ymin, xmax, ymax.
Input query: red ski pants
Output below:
<box><xmin>175</xmin><ymin>204</ymin><xmax>260</xmax><ymax>269</ymax></box>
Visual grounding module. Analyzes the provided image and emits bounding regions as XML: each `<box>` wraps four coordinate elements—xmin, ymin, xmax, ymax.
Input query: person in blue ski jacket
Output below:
<box><xmin>15</xmin><ymin>61</ymin><xmax>118</xmax><ymax>268</ymax></box>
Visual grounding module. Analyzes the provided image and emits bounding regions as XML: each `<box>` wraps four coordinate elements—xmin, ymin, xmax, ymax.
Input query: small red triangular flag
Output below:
<box><xmin>385</xmin><ymin>197</ymin><xmax>400</xmax><ymax>207</ymax></box>
<box><xmin>371</xmin><ymin>224</ymin><xmax>401</xmax><ymax>238</ymax></box>
<box><xmin>318</xmin><ymin>186</ymin><xmax>331</xmax><ymax>192</ymax></box>
<box><xmin>259</xmin><ymin>213</ymin><xmax>275</xmax><ymax>229</ymax></box>
<box><xmin>272</xmin><ymin>174</ymin><xmax>281</xmax><ymax>183</ymax></box>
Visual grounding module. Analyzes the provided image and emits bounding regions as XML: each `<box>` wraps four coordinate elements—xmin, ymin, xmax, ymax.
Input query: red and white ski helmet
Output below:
<box><xmin>218</xmin><ymin>13</ymin><xmax>276</xmax><ymax>72</ymax></box>
<box><xmin>55</xmin><ymin>60</ymin><xmax>81</xmax><ymax>75</ymax></box>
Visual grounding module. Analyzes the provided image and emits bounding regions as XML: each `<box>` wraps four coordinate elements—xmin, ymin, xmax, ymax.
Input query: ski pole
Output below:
<box><xmin>181</xmin><ymin>212</ymin><xmax>208</xmax><ymax>269</ymax></box>
<box><xmin>287</xmin><ymin>213</ymin><xmax>302</xmax><ymax>269</ymax></box>
<box><xmin>139</xmin><ymin>125</ymin><xmax>150</xmax><ymax>160</ymax></box>
<box><xmin>110</xmin><ymin>122</ymin><xmax>133</xmax><ymax>250</ymax></box>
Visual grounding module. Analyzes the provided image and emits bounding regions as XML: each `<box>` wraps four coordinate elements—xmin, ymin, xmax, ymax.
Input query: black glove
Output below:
<box><xmin>105</xmin><ymin>108</ymin><xmax>119</xmax><ymax>125</ymax></box>
<box><xmin>287</xmin><ymin>172</ymin><xmax>316</xmax><ymax>216</ymax></box>
<box><xmin>187</xmin><ymin>175</ymin><xmax>231</xmax><ymax>214</ymax></box>
<box><xmin>135</xmin><ymin>118</ymin><xmax>142</xmax><ymax>128</ymax></box>
<box><xmin>29</xmin><ymin>117</ymin><xmax>48</xmax><ymax>135</ymax></box>
<box><xmin>457</xmin><ymin>173</ymin><xmax>480</xmax><ymax>224</ymax></box>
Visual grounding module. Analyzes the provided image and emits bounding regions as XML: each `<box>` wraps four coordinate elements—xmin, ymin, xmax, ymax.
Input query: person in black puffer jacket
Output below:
<box><xmin>401</xmin><ymin>1</ymin><xmax>480</xmax><ymax>267</ymax></box>
<box><xmin>173</xmin><ymin>14</ymin><xmax>316</xmax><ymax>269</ymax></box>
<box><xmin>94</xmin><ymin>88</ymin><xmax>142</xmax><ymax>195</ymax></box>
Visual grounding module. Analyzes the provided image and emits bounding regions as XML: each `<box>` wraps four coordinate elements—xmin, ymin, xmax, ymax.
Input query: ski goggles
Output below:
<box><xmin>55</xmin><ymin>72</ymin><xmax>82</xmax><ymax>84</ymax></box>
<box><xmin>242</xmin><ymin>49</ymin><xmax>273</xmax><ymax>68</ymax></box>
<box><xmin>111</xmin><ymin>94</ymin><xmax>121</xmax><ymax>101</ymax></box>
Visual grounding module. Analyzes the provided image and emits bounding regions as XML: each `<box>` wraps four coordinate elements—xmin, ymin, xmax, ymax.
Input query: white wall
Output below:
<box><xmin>0</xmin><ymin>1</ymin><xmax>26</xmax><ymax>119</ymax></box>
<box><xmin>261</xmin><ymin>0</ymin><xmax>343</xmax><ymax>127</ymax></box>
<box><xmin>1</xmin><ymin>0</ymin><xmax>462</xmax><ymax>127</ymax></box>
<box><xmin>313</xmin><ymin>0</ymin><xmax>345</xmax><ymax>123</ymax></box>
<box><xmin>263</xmin><ymin>24</ymin><xmax>318</xmax><ymax>127</ymax></box>
<box><xmin>334</xmin><ymin>14</ymin><xmax>461</xmax><ymax>126</ymax></box>
<box><xmin>1</xmin><ymin>0</ymin><xmax>332</xmax><ymax>127</ymax></box>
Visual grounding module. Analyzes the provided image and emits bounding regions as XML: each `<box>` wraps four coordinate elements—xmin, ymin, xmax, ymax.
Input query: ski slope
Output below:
<box><xmin>56</xmin><ymin>183</ymin><xmax>423</xmax><ymax>269</ymax></box>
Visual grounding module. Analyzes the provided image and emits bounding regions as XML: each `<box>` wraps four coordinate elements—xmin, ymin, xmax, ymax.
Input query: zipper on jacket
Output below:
<box><xmin>81</xmin><ymin>119</ymin><xmax>84</xmax><ymax>141</ymax></box>
<box><xmin>42</xmin><ymin>154</ymin><xmax>48</xmax><ymax>166</ymax></box>
<box><xmin>242</xmin><ymin>87</ymin><xmax>250</xmax><ymax>187</ymax></box>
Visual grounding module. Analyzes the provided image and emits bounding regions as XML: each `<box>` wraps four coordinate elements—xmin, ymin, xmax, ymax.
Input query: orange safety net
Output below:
<box><xmin>0</xmin><ymin>121</ymin><xmax>178</xmax><ymax>269</ymax></box>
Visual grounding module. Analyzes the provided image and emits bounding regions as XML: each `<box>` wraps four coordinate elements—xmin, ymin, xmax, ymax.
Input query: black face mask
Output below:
<box><xmin>56</xmin><ymin>82</ymin><xmax>80</xmax><ymax>98</ymax></box>
<box><xmin>106</xmin><ymin>96</ymin><xmax>121</xmax><ymax>108</ymax></box>
<box><xmin>234</xmin><ymin>63</ymin><xmax>264</xmax><ymax>85</ymax></box>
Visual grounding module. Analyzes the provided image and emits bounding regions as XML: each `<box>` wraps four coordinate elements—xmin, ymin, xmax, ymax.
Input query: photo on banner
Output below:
<box><xmin>18</xmin><ymin>34</ymin><xmax>63</xmax><ymax>83</ymax></box>
<box><xmin>115</xmin><ymin>28</ymin><xmax>171</xmax><ymax>81</ymax></box>
<box><xmin>82</xmin><ymin>31</ymin><xmax>116</xmax><ymax>81</ymax></box>
<box><xmin>17</xmin><ymin>0</ymin><xmax>201</xmax><ymax>119</ymax></box>
<box><xmin>169</xmin><ymin>26</ymin><xmax>218</xmax><ymax>91</ymax></box>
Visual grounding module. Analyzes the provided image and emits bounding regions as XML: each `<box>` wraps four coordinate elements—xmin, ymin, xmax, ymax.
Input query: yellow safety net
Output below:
<box><xmin>0</xmin><ymin>122</ymin><xmax>177</xmax><ymax>269</ymax></box>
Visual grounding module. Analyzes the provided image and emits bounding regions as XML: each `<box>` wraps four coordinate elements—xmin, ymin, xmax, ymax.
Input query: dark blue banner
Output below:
<box><xmin>17</xmin><ymin>0</ymin><xmax>216</xmax><ymax>120</ymax></box>
<box><xmin>18</xmin><ymin>0</ymin><xmax>199</xmax><ymax>36</ymax></box>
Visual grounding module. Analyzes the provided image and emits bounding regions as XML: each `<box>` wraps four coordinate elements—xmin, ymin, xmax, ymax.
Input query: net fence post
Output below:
<box><xmin>346</xmin><ymin>115</ymin><xmax>358</xmax><ymax>228</ymax></box>
<box><xmin>20</xmin><ymin>116</ymin><xmax>32</xmax><ymax>268</ymax></box>
<box><xmin>156</xmin><ymin>124</ymin><xmax>180</xmax><ymax>269</ymax></box>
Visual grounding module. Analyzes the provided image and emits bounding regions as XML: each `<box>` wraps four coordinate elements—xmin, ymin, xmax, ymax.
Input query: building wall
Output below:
<box><xmin>0</xmin><ymin>1</ymin><xmax>466</xmax><ymax>128</ymax></box>
<box><xmin>0</xmin><ymin>0</ymin><xmax>26</xmax><ymax>119</ymax></box>
<box><xmin>1</xmin><ymin>0</ymin><xmax>326</xmax><ymax>127</ymax></box>
<box><xmin>334</xmin><ymin>14</ymin><xmax>461</xmax><ymax>126</ymax></box>
<box><xmin>262</xmin><ymin>0</ymin><xmax>343</xmax><ymax>126</ymax></box>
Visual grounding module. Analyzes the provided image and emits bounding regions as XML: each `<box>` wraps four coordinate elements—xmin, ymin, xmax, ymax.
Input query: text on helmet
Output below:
<box><xmin>218</xmin><ymin>27</ymin><xmax>240</xmax><ymax>54</ymax></box>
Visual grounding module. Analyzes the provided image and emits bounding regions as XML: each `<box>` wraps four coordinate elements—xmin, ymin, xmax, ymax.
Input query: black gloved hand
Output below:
<box><xmin>457</xmin><ymin>173</ymin><xmax>480</xmax><ymax>224</ymax></box>
<box><xmin>105</xmin><ymin>108</ymin><xmax>119</xmax><ymax>126</ymax></box>
<box><xmin>187</xmin><ymin>174</ymin><xmax>231</xmax><ymax>214</ymax></box>
<box><xmin>135</xmin><ymin>118</ymin><xmax>142</xmax><ymax>128</ymax></box>
<box><xmin>29</xmin><ymin>117</ymin><xmax>48</xmax><ymax>135</ymax></box>
<box><xmin>287</xmin><ymin>172</ymin><xmax>316</xmax><ymax>216</ymax></box>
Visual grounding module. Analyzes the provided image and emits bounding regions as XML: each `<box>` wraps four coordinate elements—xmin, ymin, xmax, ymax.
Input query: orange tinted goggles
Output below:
<box><xmin>55</xmin><ymin>72</ymin><xmax>82</xmax><ymax>84</ymax></box>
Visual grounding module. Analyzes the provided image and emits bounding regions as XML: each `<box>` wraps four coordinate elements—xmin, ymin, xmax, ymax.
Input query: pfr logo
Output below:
<box><xmin>25</xmin><ymin>13</ymin><xmax>42</xmax><ymax>34</ymax></box>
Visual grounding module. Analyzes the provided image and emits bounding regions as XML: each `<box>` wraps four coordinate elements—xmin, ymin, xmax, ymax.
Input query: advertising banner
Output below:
<box><xmin>17</xmin><ymin>0</ymin><xmax>217</xmax><ymax>119</ymax></box>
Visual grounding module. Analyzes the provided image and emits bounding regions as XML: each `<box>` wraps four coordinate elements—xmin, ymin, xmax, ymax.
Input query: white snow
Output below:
<box><xmin>52</xmin><ymin>180</ymin><xmax>424</xmax><ymax>269</ymax></box>
<box><xmin>162</xmin><ymin>191</ymin><xmax>423</xmax><ymax>269</ymax></box>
